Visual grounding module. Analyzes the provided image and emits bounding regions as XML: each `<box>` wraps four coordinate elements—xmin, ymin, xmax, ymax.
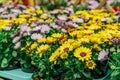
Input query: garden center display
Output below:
<box><xmin>0</xmin><ymin>0</ymin><xmax>120</xmax><ymax>80</ymax></box>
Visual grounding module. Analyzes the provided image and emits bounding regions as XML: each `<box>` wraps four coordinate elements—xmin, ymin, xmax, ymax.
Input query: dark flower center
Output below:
<box><xmin>80</xmin><ymin>52</ymin><xmax>87</xmax><ymax>57</ymax></box>
<box><xmin>64</xmin><ymin>47</ymin><xmax>69</xmax><ymax>51</ymax></box>
<box><xmin>88</xmin><ymin>62</ymin><xmax>93</xmax><ymax>67</ymax></box>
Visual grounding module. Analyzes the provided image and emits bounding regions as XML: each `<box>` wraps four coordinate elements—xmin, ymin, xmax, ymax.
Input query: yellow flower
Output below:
<box><xmin>60</xmin><ymin>43</ymin><xmax>73</xmax><ymax>52</ymax></box>
<box><xmin>30</xmin><ymin>43</ymin><xmax>38</xmax><ymax>50</ymax></box>
<box><xmin>92</xmin><ymin>44</ymin><xmax>102</xmax><ymax>51</ymax></box>
<box><xmin>25</xmin><ymin>42</ymin><xmax>31</xmax><ymax>48</ymax></box>
<box><xmin>37</xmin><ymin>38</ymin><xmax>46</xmax><ymax>43</ymax></box>
<box><xmin>19</xmin><ymin>14</ymin><xmax>31</xmax><ymax>18</ymax></box>
<box><xmin>49</xmin><ymin>53</ymin><xmax>59</xmax><ymax>62</ymax></box>
<box><xmin>36</xmin><ymin>44</ymin><xmax>50</xmax><ymax>57</ymax></box>
<box><xmin>20</xmin><ymin>47</ymin><xmax>26</xmax><ymax>51</ymax></box>
<box><xmin>26</xmin><ymin>50</ymin><xmax>30</xmax><ymax>54</ymax></box>
<box><xmin>86</xmin><ymin>60</ymin><xmax>96</xmax><ymax>70</ymax></box>
<box><xmin>40</xmin><ymin>16</ymin><xmax>48</xmax><ymax>19</ymax></box>
<box><xmin>14</xmin><ymin>18</ymin><xmax>27</xmax><ymax>24</ymax></box>
<box><xmin>52</xmin><ymin>33</ymin><xmax>63</xmax><ymax>39</ymax></box>
<box><xmin>45</xmin><ymin>19</ymin><xmax>53</xmax><ymax>23</ymax></box>
<box><xmin>78</xmin><ymin>38</ymin><xmax>90</xmax><ymax>44</ymax></box>
<box><xmin>74</xmin><ymin>47</ymin><xmax>92</xmax><ymax>61</ymax></box>
<box><xmin>46</xmin><ymin>37</ymin><xmax>56</xmax><ymax>44</ymax></box>
<box><xmin>72</xmin><ymin>40</ymin><xmax>80</xmax><ymax>48</ymax></box>
<box><xmin>60</xmin><ymin>52</ymin><xmax>68</xmax><ymax>59</ymax></box>
<box><xmin>36</xmin><ymin>10</ymin><xmax>43</xmax><ymax>14</ymax></box>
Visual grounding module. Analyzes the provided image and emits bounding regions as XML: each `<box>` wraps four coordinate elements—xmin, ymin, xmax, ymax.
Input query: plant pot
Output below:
<box><xmin>3</xmin><ymin>64</ymin><xmax>19</xmax><ymax>70</ymax></box>
<box><xmin>93</xmin><ymin>69</ymin><xmax>112</xmax><ymax>80</ymax></box>
<box><xmin>21</xmin><ymin>67</ymin><xmax>34</xmax><ymax>73</ymax></box>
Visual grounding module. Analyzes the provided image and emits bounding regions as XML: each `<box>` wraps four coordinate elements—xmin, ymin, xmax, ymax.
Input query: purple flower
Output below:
<box><xmin>88</xmin><ymin>0</ymin><xmax>99</xmax><ymax>9</ymax></box>
<box><xmin>67</xmin><ymin>22</ymin><xmax>78</xmax><ymax>28</ymax></box>
<box><xmin>110</xmin><ymin>38</ymin><xmax>120</xmax><ymax>45</ymax></box>
<box><xmin>72</xmin><ymin>18</ymin><xmax>84</xmax><ymax>23</ymax></box>
<box><xmin>98</xmin><ymin>49</ymin><xmax>109</xmax><ymax>61</ymax></box>
<box><xmin>58</xmin><ymin>15</ymin><xmax>68</xmax><ymax>21</ymax></box>
<box><xmin>3</xmin><ymin>27</ymin><xmax>11</xmax><ymax>31</ymax></box>
<box><xmin>31</xmin><ymin>33</ymin><xmax>43</xmax><ymax>41</ymax></box>
<box><xmin>14</xmin><ymin>42</ymin><xmax>21</xmax><ymax>49</ymax></box>
<box><xmin>107</xmin><ymin>0</ymin><xmax>116</xmax><ymax>4</ymax></box>
<box><xmin>0</xmin><ymin>8</ymin><xmax>4</xmax><ymax>13</ymax></box>
<box><xmin>40</xmin><ymin>25</ymin><xmax>50</xmax><ymax>33</ymax></box>
<box><xmin>12</xmin><ymin>36</ymin><xmax>21</xmax><ymax>43</ymax></box>
<box><xmin>20</xmin><ymin>24</ymin><xmax>31</xmax><ymax>35</ymax></box>
<box><xmin>50</xmin><ymin>23</ymin><xmax>59</xmax><ymax>29</ymax></box>
<box><xmin>50</xmin><ymin>10</ymin><xmax>60</xmax><ymax>15</ymax></box>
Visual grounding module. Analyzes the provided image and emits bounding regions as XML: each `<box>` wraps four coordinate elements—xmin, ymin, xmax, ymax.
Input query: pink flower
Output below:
<box><xmin>20</xmin><ymin>24</ymin><xmax>31</xmax><ymax>35</ymax></box>
<box><xmin>107</xmin><ymin>0</ymin><xmax>116</xmax><ymax>4</ymax></box>
<box><xmin>67</xmin><ymin>22</ymin><xmax>78</xmax><ymax>28</ymax></box>
<box><xmin>14</xmin><ymin>42</ymin><xmax>21</xmax><ymax>49</ymax></box>
<box><xmin>98</xmin><ymin>49</ymin><xmax>109</xmax><ymax>61</ymax></box>
<box><xmin>58</xmin><ymin>15</ymin><xmax>68</xmax><ymax>21</ymax></box>
<box><xmin>40</xmin><ymin>25</ymin><xmax>50</xmax><ymax>33</ymax></box>
<box><xmin>12</xmin><ymin>36</ymin><xmax>21</xmax><ymax>43</ymax></box>
<box><xmin>0</xmin><ymin>8</ymin><xmax>4</xmax><ymax>13</ymax></box>
<box><xmin>51</xmin><ymin>10</ymin><xmax>60</xmax><ymax>14</ymax></box>
<box><xmin>31</xmin><ymin>33</ymin><xmax>43</xmax><ymax>41</ymax></box>
<box><xmin>3</xmin><ymin>27</ymin><xmax>11</xmax><ymax>31</ymax></box>
<box><xmin>72</xmin><ymin>18</ymin><xmax>84</xmax><ymax>23</ymax></box>
<box><xmin>88</xmin><ymin>0</ymin><xmax>99</xmax><ymax>9</ymax></box>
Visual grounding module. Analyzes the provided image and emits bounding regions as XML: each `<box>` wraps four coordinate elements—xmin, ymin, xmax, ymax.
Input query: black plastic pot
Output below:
<box><xmin>21</xmin><ymin>67</ymin><xmax>34</xmax><ymax>73</ymax></box>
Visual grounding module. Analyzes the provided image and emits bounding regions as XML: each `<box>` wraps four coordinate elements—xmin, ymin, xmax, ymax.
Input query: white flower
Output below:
<box><xmin>51</xmin><ymin>10</ymin><xmax>59</xmax><ymax>14</ymax></box>
<box><xmin>0</xmin><ymin>8</ymin><xmax>4</xmax><ymax>13</ymax></box>
<box><xmin>11</xmin><ymin>9</ymin><xmax>21</xmax><ymax>14</ymax></box>
<box><xmin>41</xmin><ymin>25</ymin><xmax>50</xmax><ymax>33</ymax></box>
<box><xmin>50</xmin><ymin>23</ymin><xmax>58</xmax><ymax>29</ymax></box>
<box><xmin>3</xmin><ymin>27</ymin><xmax>11</xmax><ymax>31</ymax></box>
<box><xmin>17</xmin><ymin>4</ymin><xmax>26</xmax><ymax>9</ymax></box>
<box><xmin>31</xmin><ymin>33</ymin><xmax>43</xmax><ymax>41</ymax></box>
<box><xmin>20</xmin><ymin>24</ymin><xmax>31</xmax><ymax>35</ymax></box>
<box><xmin>14</xmin><ymin>42</ymin><xmax>21</xmax><ymax>49</ymax></box>
<box><xmin>101</xmin><ymin>17</ymin><xmax>110</xmax><ymax>22</ymax></box>
<box><xmin>67</xmin><ymin>22</ymin><xmax>78</xmax><ymax>28</ymax></box>
<box><xmin>58</xmin><ymin>15</ymin><xmax>68</xmax><ymax>21</ymax></box>
<box><xmin>12</xmin><ymin>36</ymin><xmax>21</xmax><ymax>43</ymax></box>
<box><xmin>35</xmin><ymin>6</ymin><xmax>40</xmax><ymax>10</ymax></box>
<box><xmin>72</xmin><ymin>18</ymin><xmax>84</xmax><ymax>23</ymax></box>
<box><xmin>88</xmin><ymin>0</ymin><xmax>99</xmax><ymax>9</ymax></box>
<box><xmin>98</xmin><ymin>49</ymin><xmax>109</xmax><ymax>61</ymax></box>
<box><xmin>22</xmin><ymin>10</ymin><xmax>30</xmax><ymax>14</ymax></box>
<box><xmin>61</xmin><ymin>28</ymin><xmax>67</xmax><ymax>33</ymax></box>
<box><xmin>32</xmin><ymin>25</ymin><xmax>42</xmax><ymax>31</ymax></box>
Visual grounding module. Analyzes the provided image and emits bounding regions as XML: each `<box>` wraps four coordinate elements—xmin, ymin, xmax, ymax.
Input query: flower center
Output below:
<box><xmin>88</xmin><ymin>62</ymin><xmax>93</xmax><ymax>67</ymax></box>
<box><xmin>80</xmin><ymin>52</ymin><xmax>87</xmax><ymax>57</ymax></box>
<box><xmin>64</xmin><ymin>47</ymin><xmax>69</xmax><ymax>51</ymax></box>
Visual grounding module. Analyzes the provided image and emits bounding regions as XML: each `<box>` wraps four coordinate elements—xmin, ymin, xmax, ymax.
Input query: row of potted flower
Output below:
<box><xmin>0</xmin><ymin>2</ymin><xmax>120</xmax><ymax>80</ymax></box>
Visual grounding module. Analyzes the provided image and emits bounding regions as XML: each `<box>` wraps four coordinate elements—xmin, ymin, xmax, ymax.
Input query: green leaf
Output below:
<box><xmin>1</xmin><ymin>58</ymin><xmax>8</xmax><ymax>68</ymax></box>
<box><xmin>4</xmin><ymin>48</ymin><xmax>10</xmax><ymax>53</ymax></box>
<box><xmin>73</xmin><ymin>73</ymin><xmax>81</xmax><ymax>78</ymax></box>
<box><xmin>12</xmin><ymin>51</ymin><xmax>17</xmax><ymax>57</ymax></box>
<box><xmin>82</xmin><ymin>72</ymin><xmax>91</xmax><ymax>79</ymax></box>
<box><xmin>111</xmin><ymin>70</ymin><xmax>120</xmax><ymax>77</ymax></box>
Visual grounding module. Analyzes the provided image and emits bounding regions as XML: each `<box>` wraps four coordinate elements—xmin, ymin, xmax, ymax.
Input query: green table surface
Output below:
<box><xmin>0</xmin><ymin>68</ymin><xmax>32</xmax><ymax>80</ymax></box>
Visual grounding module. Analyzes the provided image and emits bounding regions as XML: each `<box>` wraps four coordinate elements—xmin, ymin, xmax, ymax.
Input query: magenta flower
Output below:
<box><xmin>98</xmin><ymin>49</ymin><xmax>109</xmax><ymax>61</ymax></box>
